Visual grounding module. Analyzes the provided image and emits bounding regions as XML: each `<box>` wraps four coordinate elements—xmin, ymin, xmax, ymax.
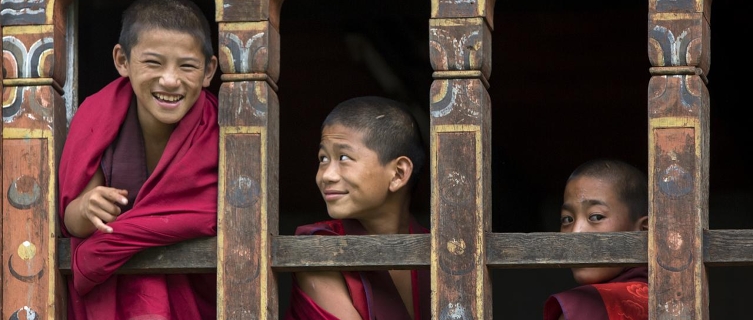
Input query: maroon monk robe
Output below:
<box><xmin>58</xmin><ymin>77</ymin><xmax>219</xmax><ymax>320</ymax></box>
<box><xmin>544</xmin><ymin>267</ymin><xmax>649</xmax><ymax>320</ymax></box>
<box><xmin>283</xmin><ymin>218</ymin><xmax>431</xmax><ymax>320</ymax></box>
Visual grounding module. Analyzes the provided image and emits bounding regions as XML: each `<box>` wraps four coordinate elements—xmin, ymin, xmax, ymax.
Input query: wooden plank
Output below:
<box><xmin>486</xmin><ymin>232</ymin><xmax>648</xmax><ymax>268</ymax></box>
<box><xmin>55</xmin><ymin>230</ymin><xmax>753</xmax><ymax>273</ymax></box>
<box><xmin>1</xmin><ymin>12</ymin><xmax>4</xmax><ymax>315</ymax></box>
<box><xmin>648</xmin><ymin>4</ymin><xmax>711</xmax><ymax>317</ymax></box>
<box><xmin>704</xmin><ymin>230</ymin><xmax>753</xmax><ymax>266</ymax></box>
<box><xmin>272</xmin><ymin>235</ymin><xmax>431</xmax><ymax>271</ymax></box>
<box><xmin>56</xmin><ymin>237</ymin><xmax>216</xmax><ymax>274</ymax></box>
<box><xmin>217</xmin><ymin>21</ymin><xmax>281</xmax><ymax>318</ymax></box>
<box><xmin>2</xmin><ymin>138</ymin><xmax>52</xmax><ymax>320</ymax></box>
<box><xmin>431</xmin><ymin>0</ymin><xmax>495</xmax><ymax>30</ymax></box>
<box><xmin>215</xmin><ymin>0</ymin><xmax>283</xmax><ymax>30</ymax></box>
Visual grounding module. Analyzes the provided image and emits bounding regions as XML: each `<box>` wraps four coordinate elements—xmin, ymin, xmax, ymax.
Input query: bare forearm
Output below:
<box><xmin>64</xmin><ymin>197</ymin><xmax>97</xmax><ymax>238</ymax></box>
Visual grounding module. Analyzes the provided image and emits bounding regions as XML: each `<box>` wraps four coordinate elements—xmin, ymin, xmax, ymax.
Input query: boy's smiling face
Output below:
<box><xmin>113</xmin><ymin>28</ymin><xmax>217</xmax><ymax>131</ymax></box>
<box><xmin>560</xmin><ymin>175</ymin><xmax>647</xmax><ymax>285</ymax></box>
<box><xmin>316</xmin><ymin>124</ymin><xmax>395</xmax><ymax>221</ymax></box>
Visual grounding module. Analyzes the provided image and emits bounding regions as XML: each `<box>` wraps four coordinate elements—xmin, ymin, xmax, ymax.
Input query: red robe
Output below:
<box><xmin>544</xmin><ymin>267</ymin><xmax>649</xmax><ymax>320</ymax></box>
<box><xmin>58</xmin><ymin>77</ymin><xmax>219</xmax><ymax>320</ymax></box>
<box><xmin>283</xmin><ymin>219</ymin><xmax>431</xmax><ymax>320</ymax></box>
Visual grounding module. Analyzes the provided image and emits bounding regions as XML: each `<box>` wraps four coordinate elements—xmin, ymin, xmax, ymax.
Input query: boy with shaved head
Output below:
<box><xmin>284</xmin><ymin>96</ymin><xmax>430</xmax><ymax>320</ymax></box>
<box><xmin>544</xmin><ymin>159</ymin><xmax>649</xmax><ymax>320</ymax></box>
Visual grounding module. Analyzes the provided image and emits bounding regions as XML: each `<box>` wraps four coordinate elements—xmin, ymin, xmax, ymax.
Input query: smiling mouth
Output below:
<box><xmin>153</xmin><ymin>93</ymin><xmax>184</xmax><ymax>103</ymax></box>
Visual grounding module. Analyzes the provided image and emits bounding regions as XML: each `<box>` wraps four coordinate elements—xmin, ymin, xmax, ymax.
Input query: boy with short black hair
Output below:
<box><xmin>58</xmin><ymin>0</ymin><xmax>219</xmax><ymax>318</ymax></box>
<box><xmin>283</xmin><ymin>96</ymin><xmax>430</xmax><ymax>320</ymax></box>
<box><xmin>544</xmin><ymin>158</ymin><xmax>649</xmax><ymax>320</ymax></box>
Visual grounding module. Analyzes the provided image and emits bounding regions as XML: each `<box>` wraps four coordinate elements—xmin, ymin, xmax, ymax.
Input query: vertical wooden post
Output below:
<box><xmin>0</xmin><ymin>11</ymin><xmax>4</xmax><ymax>316</ymax></box>
<box><xmin>1</xmin><ymin>0</ymin><xmax>70</xmax><ymax>319</ymax></box>
<box><xmin>647</xmin><ymin>0</ymin><xmax>711</xmax><ymax>318</ymax></box>
<box><xmin>429</xmin><ymin>1</ymin><xmax>495</xmax><ymax>319</ymax></box>
<box><xmin>215</xmin><ymin>0</ymin><xmax>283</xmax><ymax>318</ymax></box>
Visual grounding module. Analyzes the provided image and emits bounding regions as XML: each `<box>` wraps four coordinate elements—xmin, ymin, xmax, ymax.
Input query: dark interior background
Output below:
<box><xmin>77</xmin><ymin>0</ymin><xmax>753</xmax><ymax>318</ymax></box>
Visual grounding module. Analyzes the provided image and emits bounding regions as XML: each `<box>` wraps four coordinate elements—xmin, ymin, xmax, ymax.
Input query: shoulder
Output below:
<box><xmin>293</xmin><ymin>270</ymin><xmax>364</xmax><ymax>320</ymax></box>
<box><xmin>294</xmin><ymin>219</ymin><xmax>345</xmax><ymax>236</ymax></box>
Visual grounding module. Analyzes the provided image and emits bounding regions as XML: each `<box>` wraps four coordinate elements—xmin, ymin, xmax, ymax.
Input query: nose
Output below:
<box><xmin>159</xmin><ymin>68</ymin><xmax>180</xmax><ymax>88</ymax></box>
<box><xmin>318</xmin><ymin>162</ymin><xmax>340</xmax><ymax>185</ymax></box>
<box><xmin>571</xmin><ymin>219</ymin><xmax>588</xmax><ymax>233</ymax></box>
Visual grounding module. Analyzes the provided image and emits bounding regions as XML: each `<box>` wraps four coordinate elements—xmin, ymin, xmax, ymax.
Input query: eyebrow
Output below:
<box><xmin>561</xmin><ymin>199</ymin><xmax>609</xmax><ymax>211</ymax></box>
<box><xmin>140</xmin><ymin>52</ymin><xmax>202</xmax><ymax>63</ymax></box>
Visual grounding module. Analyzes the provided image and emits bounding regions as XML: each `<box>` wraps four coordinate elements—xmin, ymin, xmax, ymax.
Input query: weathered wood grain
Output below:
<box><xmin>273</xmin><ymin>234</ymin><xmax>431</xmax><ymax>271</ymax></box>
<box><xmin>56</xmin><ymin>230</ymin><xmax>753</xmax><ymax>274</ymax></box>
<box><xmin>56</xmin><ymin>237</ymin><xmax>217</xmax><ymax>274</ymax></box>
<box><xmin>215</xmin><ymin>0</ymin><xmax>284</xmax><ymax>30</ymax></box>
<box><xmin>648</xmin><ymin>2</ymin><xmax>711</xmax><ymax>317</ymax></box>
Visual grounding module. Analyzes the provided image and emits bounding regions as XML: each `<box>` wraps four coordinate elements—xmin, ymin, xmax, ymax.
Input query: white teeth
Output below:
<box><xmin>154</xmin><ymin>93</ymin><xmax>182</xmax><ymax>102</ymax></box>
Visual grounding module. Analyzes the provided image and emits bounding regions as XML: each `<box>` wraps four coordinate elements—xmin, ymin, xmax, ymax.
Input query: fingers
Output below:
<box><xmin>84</xmin><ymin>187</ymin><xmax>129</xmax><ymax>233</ymax></box>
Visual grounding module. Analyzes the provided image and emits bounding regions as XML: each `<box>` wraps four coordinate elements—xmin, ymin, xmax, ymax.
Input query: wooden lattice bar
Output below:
<box><xmin>1</xmin><ymin>1</ymin><xmax>71</xmax><ymax>319</ymax></box>
<box><xmin>215</xmin><ymin>0</ymin><xmax>283</xmax><ymax>318</ymax></box>
<box><xmin>429</xmin><ymin>1</ymin><xmax>495</xmax><ymax>317</ymax></box>
<box><xmin>648</xmin><ymin>0</ymin><xmax>711</xmax><ymax>318</ymax></box>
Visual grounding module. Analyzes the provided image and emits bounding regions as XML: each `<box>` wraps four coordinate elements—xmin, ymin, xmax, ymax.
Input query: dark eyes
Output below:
<box><xmin>560</xmin><ymin>214</ymin><xmax>605</xmax><ymax>225</ymax></box>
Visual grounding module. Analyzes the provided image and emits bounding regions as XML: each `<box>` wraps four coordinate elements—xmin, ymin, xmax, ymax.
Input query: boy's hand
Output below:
<box><xmin>77</xmin><ymin>186</ymin><xmax>128</xmax><ymax>234</ymax></box>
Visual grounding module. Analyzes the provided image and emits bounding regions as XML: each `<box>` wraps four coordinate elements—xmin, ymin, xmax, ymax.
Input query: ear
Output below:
<box><xmin>636</xmin><ymin>215</ymin><xmax>649</xmax><ymax>231</ymax></box>
<box><xmin>112</xmin><ymin>44</ymin><xmax>130</xmax><ymax>77</ymax></box>
<box><xmin>202</xmin><ymin>55</ymin><xmax>218</xmax><ymax>87</ymax></box>
<box><xmin>388</xmin><ymin>156</ymin><xmax>414</xmax><ymax>193</ymax></box>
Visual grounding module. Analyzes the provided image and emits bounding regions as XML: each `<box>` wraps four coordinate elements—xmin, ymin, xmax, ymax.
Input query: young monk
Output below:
<box><xmin>283</xmin><ymin>96</ymin><xmax>430</xmax><ymax>320</ymax></box>
<box><xmin>58</xmin><ymin>0</ymin><xmax>218</xmax><ymax>318</ymax></box>
<box><xmin>544</xmin><ymin>159</ymin><xmax>649</xmax><ymax>320</ymax></box>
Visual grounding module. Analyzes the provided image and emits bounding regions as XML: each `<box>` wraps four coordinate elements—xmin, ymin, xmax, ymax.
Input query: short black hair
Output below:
<box><xmin>322</xmin><ymin>96</ymin><xmax>426</xmax><ymax>187</ymax></box>
<box><xmin>567</xmin><ymin>158</ymin><xmax>648</xmax><ymax>220</ymax></box>
<box><xmin>119</xmin><ymin>0</ymin><xmax>214</xmax><ymax>65</ymax></box>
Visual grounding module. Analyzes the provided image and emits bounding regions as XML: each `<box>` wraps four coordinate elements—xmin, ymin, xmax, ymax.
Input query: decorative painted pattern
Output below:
<box><xmin>0</xmin><ymin>0</ymin><xmax>51</xmax><ymax>26</ymax></box>
<box><xmin>429</xmin><ymin>18</ymin><xmax>491</xmax><ymax>78</ymax></box>
<box><xmin>219</xmin><ymin>22</ymin><xmax>280</xmax><ymax>82</ymax></box>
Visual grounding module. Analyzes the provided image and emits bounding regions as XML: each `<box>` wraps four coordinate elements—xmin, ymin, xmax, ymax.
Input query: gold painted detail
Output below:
<box><xmin>447</xmin><ymin>239</ymin><xmax>466</xmax><ymax>255</ymax></box>
<box><xmin>3</xmin><ymin>25</ymin><xmax>54</xmax><ymax>34</ymax></box>
<box><xmin>432</xmin><ymin>71</ymin><xmax>489</xmax><ymax>89</ymax></box>
<box><xmin>17</xmin><ymin>241</ymin><xmax>37</xmax><ymax>260</ymax></box>
<box><xmin>3</xmin><ymin>128</ymin><xmax>52</xmax><ymax>138</ymax></box>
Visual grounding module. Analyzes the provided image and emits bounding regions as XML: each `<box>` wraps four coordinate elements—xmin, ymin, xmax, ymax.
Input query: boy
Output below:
<box><xmin>283</xmin><ymin>96</ymin><xmax>430</xmax><ymax>320</ymax></box>
<box><xmin>58</xmin><ymin>0</ymin><xmax>219</xmax><ymax>319</ymax></box>
<box><xmin>544</xmin><ymin>159</ymin><xmax>649</xmax><ymax>320</ymax></box>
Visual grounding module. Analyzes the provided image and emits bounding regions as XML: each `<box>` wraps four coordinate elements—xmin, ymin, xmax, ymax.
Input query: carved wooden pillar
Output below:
<box><xmin>429</xmin><ymin>1</ymin><xmax>495</xmax><ymax>319</ymax></box>
<box><xmin>1</xmin><ymin>0</ymin><xmax>71</xmax><ymax>319</ymax></box>
<box><xmin>647</xmin><ymin>0</ymin><xmax>711</xmax><ymax>318</ymax></box>
<box><xmin>215</xmin><ymin>0</ymin><xmax>283</xmax><ymax>318</ymax></box>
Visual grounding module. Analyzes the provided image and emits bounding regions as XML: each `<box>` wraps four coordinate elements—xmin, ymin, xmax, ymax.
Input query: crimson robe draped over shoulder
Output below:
<box><xmin>283</xmin><ymin>219</ymin><xmax>431</xmax><ymax>320</ymax></box>
<box><xmin>58</xmin><ymin>77</ymin><xmax>219</xmax><ymax>320</ymax></box>
<box><xmin>544</xmin><ymin>267</ymin><xmax>649</xmax><ymax>320</ymax></box>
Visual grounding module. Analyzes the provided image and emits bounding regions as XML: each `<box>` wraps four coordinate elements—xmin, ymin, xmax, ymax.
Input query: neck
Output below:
<box><xmin>359</xmin><ymin>198</ymin><xmax>412</xmax><ymax>235</ymax></box>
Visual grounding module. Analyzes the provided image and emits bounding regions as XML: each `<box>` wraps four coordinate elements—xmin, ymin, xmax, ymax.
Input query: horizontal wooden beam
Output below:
<box><xmin>56</xmin><ymin>230</ymin><xmax>753</xmax><ymax>273</ymax></box>
<box><xmin>272</xmin><ymin>234</ymin><xmax>431</xmax><ymax>272</ymax></box>
<box><xmin>486</xmin><ymin>231</ymin><xmax>648</xmax><ymax>268</ymax></box>
<box><xmin>56</xmin><ymin>237</ymin><xmax>217</xmax><ymax>274</ymax></box>
<box><xmin>704</xmin><ymin>229</ymin><xmax>753</xmax><ymax>266</ymax></box>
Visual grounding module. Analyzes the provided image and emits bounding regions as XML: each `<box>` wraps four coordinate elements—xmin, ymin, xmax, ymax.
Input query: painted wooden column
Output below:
<box><xmin>429</xmin><ymin>1</ymin><xmax>495</xmax><ymax>319</ymax></box>
<box><xmin>215</xmin><ymin>0</ymin><xmax>283</xmax><ymax>318</ymax></box>
<box><xmin>647</xmin><ymin>0</ymin><xmax>711</xmax><ymax>318</ymax></box>
<box><xmin>1</xmin><ymin>0</ymin><xmax>70</xmax><ymax>319</ymax></box>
